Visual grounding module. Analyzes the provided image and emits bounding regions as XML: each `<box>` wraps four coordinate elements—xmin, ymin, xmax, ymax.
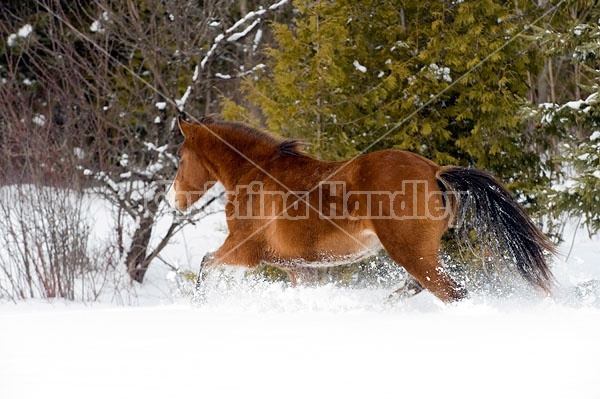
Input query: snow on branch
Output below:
<box><xmin>268</xmin><ymin>0</ymin><xmax>289</xmax><ymax>10</ymax></box>
<box><xmin>175</xmin><ymin>85</ymin><xmax>192</xmax><ymax>112</ymax></box>
<box><xmin>200</xmin><ymin>0</ymin><xmax>289</xmax><ymax>70</ymax></box>
<box><xmin>225</xmin><ymin>10</ymin><xmax>266</xmax><ymax>34</ymax></box>
<box><xmin>214</xmin><ymin>64</ymin><xmax>266</xmax><ymax>80</ymax></box>
<box><xmin>227</xmin><ymin>19</ymin><xmax>260</xmax><ymax>43</ymax></box>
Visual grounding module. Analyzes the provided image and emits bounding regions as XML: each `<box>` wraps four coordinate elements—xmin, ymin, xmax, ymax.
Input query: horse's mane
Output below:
<box><xmin>197</xmin><ymin>115</ymin><xmax>304</xmax><ymax>157</ymax></box>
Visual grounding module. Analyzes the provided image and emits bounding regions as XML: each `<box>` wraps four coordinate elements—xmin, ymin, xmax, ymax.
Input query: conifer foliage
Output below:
<box><xmin>535</xmin><ymin>3</ymin><xmax>600</xmax><ymax>236</ymax></box>
<box><xmin>223</xmin><ymin>0</ymin><xmax>549</xmax><ymax>197</ymax></box>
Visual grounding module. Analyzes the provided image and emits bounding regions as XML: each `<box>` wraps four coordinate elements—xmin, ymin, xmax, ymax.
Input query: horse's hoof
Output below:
<box><xmin>388</xmin><ymin>277</ymin><xmax>425</xmax><ymax>302</ymax></box>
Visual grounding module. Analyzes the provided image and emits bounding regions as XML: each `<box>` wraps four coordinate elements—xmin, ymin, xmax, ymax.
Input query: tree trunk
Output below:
<box><xmin>126</xmin><ymin>213</ymin><xmax>156</xmax><ymax>283</ymax></box>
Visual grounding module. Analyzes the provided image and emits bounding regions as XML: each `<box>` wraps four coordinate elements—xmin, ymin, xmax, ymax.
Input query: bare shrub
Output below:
<box><xmin>0</xmin><ymin>185</ymin><xmax>119</xmax><ymax>301</ymax></box>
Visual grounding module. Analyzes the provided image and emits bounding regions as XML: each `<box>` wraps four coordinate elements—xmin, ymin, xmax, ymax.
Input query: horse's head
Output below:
<box><xmin>166</xmin><ymin>118</ymin><xmax>216</xmax><ymax>211</ymax></box>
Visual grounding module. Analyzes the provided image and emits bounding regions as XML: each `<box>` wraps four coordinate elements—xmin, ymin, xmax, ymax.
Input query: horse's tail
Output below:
<box><xmin>436</xmin><ymin>166</ymin><xmax>556</xmax><ymax>293</ymax></box>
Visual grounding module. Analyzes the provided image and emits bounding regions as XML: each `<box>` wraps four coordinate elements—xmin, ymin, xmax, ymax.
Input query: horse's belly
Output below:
<box><xmin>269</xmin><ymin>227</ymin><xmax>381</xmax><ymax>264</ymax></box>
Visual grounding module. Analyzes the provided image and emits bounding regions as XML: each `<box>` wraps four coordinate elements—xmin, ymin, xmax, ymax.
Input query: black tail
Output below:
<box><xmin>437</xmin><ymin>166</ymin><xmax>556</xmax><ymax>293</ymax></box>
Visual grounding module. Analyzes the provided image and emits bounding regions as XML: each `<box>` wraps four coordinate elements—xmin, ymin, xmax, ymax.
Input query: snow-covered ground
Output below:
<box><xmin>1</xmin><ymin>193</ymin><xmax>600</xmax><ymax>398</ymax></box>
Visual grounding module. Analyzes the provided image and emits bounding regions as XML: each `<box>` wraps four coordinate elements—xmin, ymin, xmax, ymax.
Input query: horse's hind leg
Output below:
<box><xmin>388</xmin><ymin>244</ymin><xmax>465</xmax><ymax>302</ymax></box>
<box><xmin>375</xmin><ymin>222</ymin><xmax>466</xmax><ymax>302</ymax></box>
<box><xmin>390</xmin><ymin>274</ymin><xmax>424</xmax><ymax>300</ymax></box>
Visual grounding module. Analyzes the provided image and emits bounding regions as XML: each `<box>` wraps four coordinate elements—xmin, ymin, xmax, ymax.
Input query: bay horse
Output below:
<box><xmin>166</xmin><ymin>116</ymin><xmax>555</xmax><ymax>303</ymax></box>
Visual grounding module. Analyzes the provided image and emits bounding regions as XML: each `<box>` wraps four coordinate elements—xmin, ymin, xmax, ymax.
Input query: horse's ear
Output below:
<box><xmin>177</xmin><ymin>116</ymin><xmax>194</xmax><ymax>138</ymax></box>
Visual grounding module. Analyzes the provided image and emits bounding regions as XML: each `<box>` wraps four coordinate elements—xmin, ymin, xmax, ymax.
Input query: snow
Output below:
<box><xmin>227</xmin><ymin>19</ymin><xmax>260</xmax><ymax>43</ymax></box>
<box><xmin>239</xmin><ymin>63</ymin><xmax>266</xmax><ymax>78</ymax></box>
<box><xmin>427</xmin><ymin>63</ymin><xmax>452</xmax><ymax>83</ymax></box>
<box><xmin>1</xmin><ymin>301</ymin><xmax>599</xmax><ymax>399</ymax></box>
<box><xmin>253</xmin><ymin>28</ymin><xmax>263</xmax><ymax>51</ymax></box>
<box><xmin>353</xmin><ymin>60</ymin><xmax>367</xmax><ymax>73</ymax></box>
<box><xmin>175</xmin><ymin>86</ymin><xmax>192</xmax><ymax>111</ymax></box>
<box><xmin>552</xmin><ymin>179</ymin><xmax>577</xmax><ymax>193</ymax></box>
<box><xmin>269</xmin><ymin>0</ymin><xmax>290</xmax><ymax>10</ymax></box>
<box><xmin>31</xmin><ymin>114</ymin><xmax>46</xmax><ymax>126</ymax></box>
<box><xmin>226</xmin><ymin>10</ymin><xmax>266</xmax><ymax>34</ymax></box>
<box><xmin>564</xmin><ymin>99</ymin><xmax>585</xmax><ymax>110</ymax></box>
<box><xmin>90</xmin><ymin>20</ymin><xmax>102</xmax><ymax>33</ymax></box>
<box><xmin>578</xmin><ymin>153</ymin><xmax>590</xmax><ymax>161</ymax></box>
<box><xmin>590</xmin><ymin>131</ymin><xmax>600</xmax><ymax>141</ymax></box>
<box><xmin>18</xmin><ymin>24</ymin><xmax>33</xmax><ymax>38</ymax></box>
<box><xmin>573</xmin><ymin>24</ymin><xmax>586</xmax><ymax>36</ymax></box>
<box><xmin>166</xmin><ymin>183</ymin><xmax>177</xmax><ymax>208</ymax></box>
<box><xmin>73</xmin><ymin>147</ymin><xmax>85</xmax><ymax>160</ymax></box>
<box><xmin>1</xmin><ymin>192</ymin><xmax>600</xmax><ymax>398</ymax></box>
<box><xmin>214</xmin><ymin>33</ymin><xmax>225</xmax><ymax>43</ymax></box>
<box><xmin>562</xmin><ymin>92</ymin><xmax>599</xmax><ymax>112</ymax></box>
<box><xmin>201</xmin><ymin>0</ymin><xmax>288</xmax><ymax>70</ymax></box>
<box><xmin>7</xmin><ymin>24</ymin><xmax>33</xmax><ymax>46</ymax></box>
<box><xmin>201</xmin><ymin>43</ymin><xmax>218</xmax><ymax>69</ymax></box>
<box><xmin>7</xmin><ymin>34</ymin><xmax>18</xmax><ymax>47</ymax></box>
<box><xmin>155</xmin><ymin>102</ymin><xmax>167</xmax><ymax>110</ymax></box>
<box><xmin>192</xmin><ymin>64</ymin><xmax>200</xmax><ymax>82</ymax></box>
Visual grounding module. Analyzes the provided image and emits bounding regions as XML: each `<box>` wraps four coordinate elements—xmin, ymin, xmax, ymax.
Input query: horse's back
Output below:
<box><xmin>353</xmin><ymin>149</ymin><xmax>441</xmax><ymax>189</ymax></box>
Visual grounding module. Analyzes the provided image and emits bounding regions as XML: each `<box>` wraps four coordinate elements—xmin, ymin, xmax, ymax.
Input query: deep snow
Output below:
<box><xmin>2</xmin><ymin>302</ymin><xmax>600</xmax><ymax>398</ymax></box>
<box><xmin>1</xmin><ymin>193</ymin><xmax>600</xmax><ymax>398</ymax></box>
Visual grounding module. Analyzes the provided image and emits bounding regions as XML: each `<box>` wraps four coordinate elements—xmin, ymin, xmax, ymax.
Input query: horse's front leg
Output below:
<box><xmin>192</xmin><ymin>251</ymin><xmax>216</xmax><ymax>303</ymax></box>
<box><xmin>280</xmin><ymin>264</ymin><xmax>321</xmax><ymax>286</ymax></box>
<box><xmin>192</xmin><ymin>234</ymin><xmax>262</xmax><ymax>304</ymax></box>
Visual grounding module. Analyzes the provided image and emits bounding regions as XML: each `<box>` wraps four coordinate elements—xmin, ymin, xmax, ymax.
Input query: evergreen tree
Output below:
<box><xmin>535</xmin><ymin>3</ymin><xmax>600</xmax><ymax>236</ymax></box>
<box><xmin>222</xmin><ymin>0</ymin><xmax>550</xmax><ymax>199</ymax></box>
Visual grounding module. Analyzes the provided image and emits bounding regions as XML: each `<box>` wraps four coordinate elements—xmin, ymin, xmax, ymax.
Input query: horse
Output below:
<box><xmin>166</xmin><ymin>116</ymin><xmax>556</xmax><ymax>303</ymax></box>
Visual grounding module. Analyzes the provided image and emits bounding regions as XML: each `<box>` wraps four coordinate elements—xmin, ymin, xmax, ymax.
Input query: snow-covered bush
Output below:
<box><xmin>0</xmin><ymin>186</ymin><xmax>118</xmax><ymax>301</ymax></box>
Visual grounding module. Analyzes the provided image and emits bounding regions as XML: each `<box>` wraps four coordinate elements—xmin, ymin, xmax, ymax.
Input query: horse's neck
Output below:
<box><xmin>198</xmin><ymin>131</ymin><xmax>265</xmax><ymax>190</ymax></box>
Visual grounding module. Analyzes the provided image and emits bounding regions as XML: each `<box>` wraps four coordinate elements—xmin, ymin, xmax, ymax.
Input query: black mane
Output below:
<box><xmin>197</xmin><ymin>116</ymin><xmax>304</xmax><ymax>157</ymax></box>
